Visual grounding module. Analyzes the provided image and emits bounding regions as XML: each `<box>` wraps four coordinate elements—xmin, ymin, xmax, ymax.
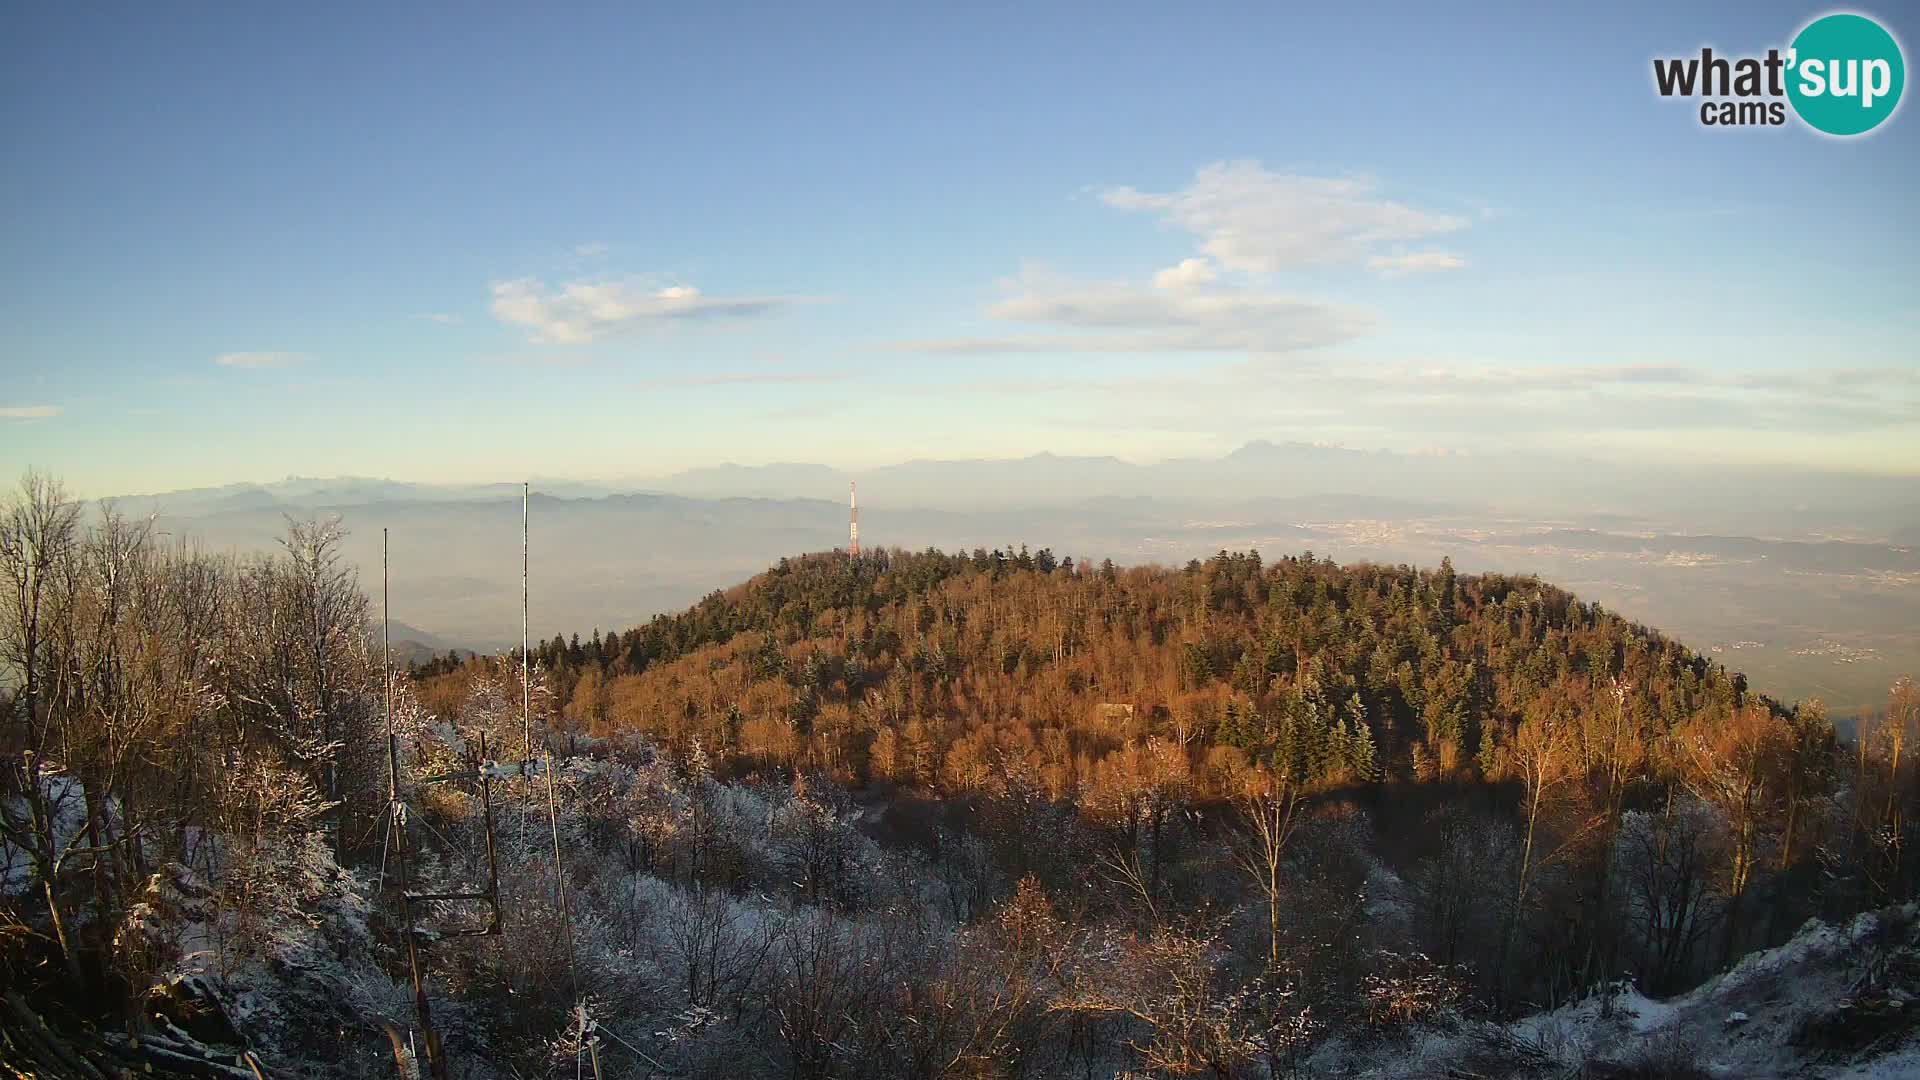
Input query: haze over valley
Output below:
<box><xmin>128</xmin><ymin>442</ymin><xmax>1918</xmax><ymax>714</ymax></box>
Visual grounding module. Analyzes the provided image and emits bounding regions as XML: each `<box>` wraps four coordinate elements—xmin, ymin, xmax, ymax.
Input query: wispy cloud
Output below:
<box><xmin>635</xmin><ymin>372</ymin><xmax>851</xmax><ymax>390</ymax></box>
<box><xmin>1101</xmin><ymin>161</ymin><xmax>1471</xmax><ymax>273</ymax></box>
<box><xmin>890</xmin><ymin>265</ymin><xmax>1374</xmax><ymax>355</ymax></box>
<box><xmin>490</xmin><ymin>277</ymin><xmax>791</xmax><ymax>344</ymax></box>
<box><xmin>214</xmin><ymin>352</ymin><xmax>304</xmax><ymax>369</ymax></box>
<box><xmin>1367</xmin><ymin>251</ymin><xmax>1468</xmax><ymax>277</ymax></box>
<box><xmin>1</xmin><ymin>405</ymin><xmax>60</xmax><ymax>419</ymax></box>
<box><xmin>417</xmin><ymin>312</ymin><xmax>463</xmax><ymax>325</ymax></box>
<box><xmin>1272</xmin><ymin>360</ymin><xmax>1920</xmax><ymax>435</ymax></box>
<box><xmin>1300</xmin><ymin>361</ymin><xmax>1919</xmax><ymax>403</ymax></box>
<box><xmin>467</xmin><ymin>353</ymin><xmax>603</xmax><ymax>368</ymax></box>
<box><xmin>898</xmin><ymin>358</ymin><xmax>1920</xmax><ymax>449</ymax></box>
<box><xmin>757</xmin><ymin>403</ymin><xmax>845</xmax><ymax>422</ymax></box>
<box><xmin>574</xmin><ymin>242</ymin><xmax>610</xmax><ymax>257</ymax></box>
<box><xmin>1152</xmin><ymin>258</ymin><xmax>1217</xmax><ymax>290</ymax></box>
<box><xmin>894</xmin><ymin>163</ymin><xmax>1472</xmax><ymax>357</ymax></box>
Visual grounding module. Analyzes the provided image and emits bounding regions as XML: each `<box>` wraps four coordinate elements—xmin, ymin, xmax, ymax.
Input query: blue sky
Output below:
<box><xmin>2</xmin><ymin>1</ymin><xmax>1915</xmax><ymax>496</ymax></box>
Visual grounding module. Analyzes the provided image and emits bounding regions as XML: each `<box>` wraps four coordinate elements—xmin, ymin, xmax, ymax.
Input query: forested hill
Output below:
<box><xmin>9</xmin><ymin>482</ymin><xmax>1916</xmax><ymax>1076</ymax></box>
<box><xmin>430</xmin><ymin>545</ymin><xmax>1801</xmax><ymax>797</ymax></box>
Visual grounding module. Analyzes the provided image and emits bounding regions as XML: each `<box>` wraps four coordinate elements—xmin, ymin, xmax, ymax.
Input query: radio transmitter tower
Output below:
<box><xmin>849</xmin><ymin>481</ymin><xmax>859</xmax><ymax>558</ymax></box>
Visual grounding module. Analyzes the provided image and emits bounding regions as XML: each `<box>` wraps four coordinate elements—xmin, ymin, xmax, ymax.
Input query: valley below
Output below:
<box><xmin>136</xmin><ymin>477</ymin><xmax>1918</xmax><ymax>714</ymax></box>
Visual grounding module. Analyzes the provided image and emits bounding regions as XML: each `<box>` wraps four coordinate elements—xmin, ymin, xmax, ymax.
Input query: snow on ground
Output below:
<box><xmin>2</xmin><ymin>776</ymin><xmax>91</xmax><ymax>896</ymax></box>
<box><xmin>1821</xmin><ymin>1042</ymin><xmax>1920</xmax><ymax>1080</ymax></box>
<box><xmin>1329</xmin><ymin>905</ymin><xmax>1920</xmax><ymax>1079</ymax></box>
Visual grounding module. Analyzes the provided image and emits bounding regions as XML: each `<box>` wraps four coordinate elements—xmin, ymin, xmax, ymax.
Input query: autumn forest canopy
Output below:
<box><xmin>4</xmin><ymin>470</ymin><xmax>1918</xmax><ymax>1079</ymax></box>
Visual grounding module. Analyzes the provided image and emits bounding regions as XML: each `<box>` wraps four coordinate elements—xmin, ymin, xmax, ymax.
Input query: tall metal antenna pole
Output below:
<box><xmin>384</xmin><ymin>532</ymin><xmax>398</xmax><ymax>822</ymax></box>
<box><xmin>522</xmin><ymin>482</ymin><xmax>532</xmax><ymax>760</ymax></box>
<box><xmin>848</xmin><ymin>481</ymin><xmax>859</xmax><ymax>559</ymax></box>
<box><xmin>387</xmin><ymin>530</ymin><xmax>447</xmax><ymax>1080</ymax></box>
<box><xmin>523</xmin><ymin>484</ymin><xmax>589</xmax><ymax>1071</ymax></box>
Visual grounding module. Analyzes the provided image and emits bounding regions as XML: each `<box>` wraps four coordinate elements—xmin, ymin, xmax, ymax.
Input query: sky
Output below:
<box><xmin>2</xmin><ymin>1</ymin><xmax>1916</xmax><ymax>497</ymax></box>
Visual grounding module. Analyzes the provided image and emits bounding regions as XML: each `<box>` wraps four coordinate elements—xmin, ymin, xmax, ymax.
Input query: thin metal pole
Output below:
<box><xmin>384</xmin><ymin>528</ymin><xmax>393</xmax><ymax>811</ymax></box>
<box><xmin>388</xmin><ymin>530</ymin><xmax>447</xmax><ymax>1080</ymax></box>
<box><xmin>523</xmin><ymin>482</ymin><xmax>532</xmax><ymax>760</ymax></box>
<box><xmin>477</xmin><ymin>729</ymin><xmax>501</xmax><ymax>935</ymax></box>
<box><xmin>523</xmin><ymin>487</ymin><xmax>589</xmax><ymax>1068</ymax></box>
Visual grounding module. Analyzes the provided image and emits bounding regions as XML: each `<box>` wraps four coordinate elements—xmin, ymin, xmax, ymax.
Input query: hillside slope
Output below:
<box><xmin>509</xmin><ymin>546</ymin><xmax>1773</xmax><ymax>800</ymax></box>
<box><xmin>1340</xmin><ymin>904</ymin><xmax>1920</xmax><ymax>1079</ymax></box>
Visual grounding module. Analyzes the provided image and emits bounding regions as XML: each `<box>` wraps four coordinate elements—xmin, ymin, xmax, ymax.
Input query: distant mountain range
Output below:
<box><xmin>120</xmin><ymin>444</ymin><xmax>1918</xmax><ymax>537</ymax></box>
<box><xmin>383</xmin><ymin>620</ymin><xmax>475</xmax><ymax>668</ymax></box>
<box><xmin>118</xmin><ymin>475</ymin><xmax>625</xmax><ymax>515</ymax></box>
<box><xmin>643</xmin><ymin>442</ymin><xmax>1919</xmax><ymax>535</ymax></box>
<box><xmin>106</xmin><ymin>446</ymin><xmax>1917</xmax><ymax>711</ymax></box>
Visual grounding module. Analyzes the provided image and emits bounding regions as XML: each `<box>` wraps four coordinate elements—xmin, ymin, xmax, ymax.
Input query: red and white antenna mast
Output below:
<box><xmin>848</xmin><ymin>481</ymin><xmax>860</xmax><ymax>558</ymax></box>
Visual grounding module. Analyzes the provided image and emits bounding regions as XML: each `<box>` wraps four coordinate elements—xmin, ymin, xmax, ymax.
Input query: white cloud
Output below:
<box><xmin>214</xmin><ymin>352</ymin><xmax>303</xmax><ymax>369</ymax></box>
<box><xmin>894</xmin><ymin>163</ymin><xmax>1476</xmax><ymax>357</ymax></box>
<box><xmin>467</xmin><ymin>353</ymin><xmax>603</xmax><ymax>368</ymax></box>
<box><xmin>417</xmin><ymin>312</ymin><xmax>463</xmax><ymax>325</ymax></box>
<box><xmin>1367</xmin><ymin>251</ymin><xmax>1468</xmax><ymax>277</ymax></box>
<box><xmin>1</xmin><ymin>405</ymin><xmax>60</xmax><ymax>419</ymax></box>
<box><xmin>490</xmin><ymin>277</ymin><xmax>788</xmax><ymax>344</ymax></box>
<box><xmin>916</xmin><ymin>358</ymin><xmax>1920</xmax><ymax>447</ymax></box>
<box><xmin>1152</xmin><ymin>258</ymin><xmax>1217</xmax><ymax>290</ymax></box>
<box><xmin>635</xmin><ymin>372</ymin><xmax>850</xmax><ymax>389</ymax></box>
<box><xmin>895</xmin><ymin>267</ymin><xmax>1373</xmax><ymax>354</ymax></box>
<box><xmin>1240</xmin><ymin>359</ymin><xmax>1920</xmax><ymax>433</ymax></box>
<box><xmin>1101</xmin><ymin>161</ymin><xmax>1469</xmax><ymax>272</ymax></box>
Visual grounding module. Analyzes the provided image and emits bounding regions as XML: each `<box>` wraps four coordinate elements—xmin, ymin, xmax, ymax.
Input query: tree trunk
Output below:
<box><xmin>44</xmin><ymin>876</ymin><xmax>82</xmax><ymax>984</ymax></box>
<box><xmin>1267</xmin><ymin>882</ymin><xmax>1281</xmax><ymax>971</ymax></box>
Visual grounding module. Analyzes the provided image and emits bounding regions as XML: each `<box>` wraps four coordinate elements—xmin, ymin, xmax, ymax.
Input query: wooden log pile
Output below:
<box><xmin>1</xmin><ymin>992</ymin><xmax>275</xmax><ymax>1080</ymax></box>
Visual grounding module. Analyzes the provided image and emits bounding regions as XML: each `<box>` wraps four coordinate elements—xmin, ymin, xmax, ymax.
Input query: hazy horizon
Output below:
<box><xmin>5</xmin><ymin>2</ymin><xmax>1917</xmax><ymax>496</ymax></box>
<box><xmin>11</xmin><ymin>441</ymin><xmax>1557</xmax><ymax>502</ymax></box>
<box><xmin>70</xmin><ymin>460</ymin><xmax>1913</xmax><ymax>715</ymax></box>
<box><xmin>51</xmin><ymin>437</ymin><xmax>1920</xmax><ymax>510</ymax></box>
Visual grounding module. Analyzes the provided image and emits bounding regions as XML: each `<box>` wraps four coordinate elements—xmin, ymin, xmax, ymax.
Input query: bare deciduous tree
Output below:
<box><xmin>1228</xmin><ymin>767</ymin><xmax>1302</xmax><ymax>971</ymax></box>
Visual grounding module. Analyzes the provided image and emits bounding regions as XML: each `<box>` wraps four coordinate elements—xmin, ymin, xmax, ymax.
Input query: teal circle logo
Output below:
<box><xmin>1787</xmin><ymin>13</ymin><xmax>1905</xmax><ymax>136</ymax></box>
